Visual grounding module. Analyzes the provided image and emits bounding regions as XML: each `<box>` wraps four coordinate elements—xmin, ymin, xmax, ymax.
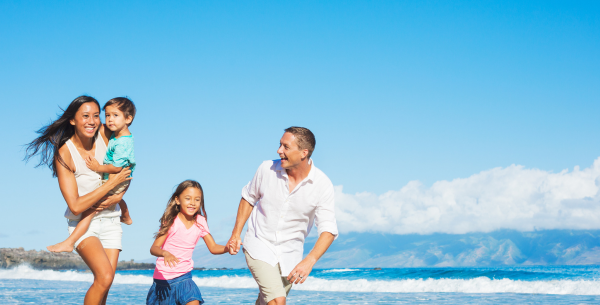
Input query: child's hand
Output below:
<box><xmin>227</xmin><ymin>235</ymin><xmax>243</xmax><ymax>255</ymax></box>
<box><xmin>85</xmin><ymin>155</ymin><xmax>100</xmax><ymax>172</ymax></box>
<box><xmin>163</xmin><ymin>251</ymin><xmax>180</xmax><ymax>268</ymax></box>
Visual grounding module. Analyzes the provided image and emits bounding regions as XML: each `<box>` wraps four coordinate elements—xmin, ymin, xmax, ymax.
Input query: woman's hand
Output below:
<box><xmin>107</xmin><ymin>166</ymin><xmax>132</xmax><ymax>186</ymax></box>
<box><xmin>163</xmin><ymin>251</ymin><xmax>180</xmax><ymax>268</ymax></box>
<box><xmin>91</xmin><ymin>192</ymin><xmax>124</xmax><ymax>211</ymax></box>
<box><xmin>91</xmin><ymin>197</ymin><xmax>111</xmax><ymax>211</ymax></box>
<box><xmin>85</xmin><ymin>155</ymin><xmax>100</xmax><ymax>172</ymax></box>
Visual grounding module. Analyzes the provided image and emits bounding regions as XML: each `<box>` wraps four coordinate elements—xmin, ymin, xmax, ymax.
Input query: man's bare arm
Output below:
<box><xmin>227</xmin><ymin>198</ymin><xmax>253</xmax><ymax>255</ymax></box>
<box><xmin>287</xmin><ymin>232</ymin><xmax>335</xmax><ymax>284</ymax></box>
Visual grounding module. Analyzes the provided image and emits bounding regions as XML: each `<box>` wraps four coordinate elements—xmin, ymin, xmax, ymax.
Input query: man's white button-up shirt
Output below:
<box><xmin>242</xmin><ymin>159</ymin><xmax>338</xmax><ymax>276</ymax></box>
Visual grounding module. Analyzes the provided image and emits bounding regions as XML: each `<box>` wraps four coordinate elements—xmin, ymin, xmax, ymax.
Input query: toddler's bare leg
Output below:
<box><xmin>47</xmin><ymin>209</ymin><xmax>95</xmax><ymax>253</ymax></box>
<box><xmin>119</xmin><ymin>200</ymin><xmax>132</xmax><ymax>225</ymax></box>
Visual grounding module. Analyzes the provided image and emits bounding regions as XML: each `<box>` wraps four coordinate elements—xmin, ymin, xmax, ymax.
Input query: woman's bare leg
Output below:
<box><xmin>76</xmin><ymin>237</ymin><xmax>115</xmax><ymax>305</ymax></box>
<box><xmin>99</xmin><ymin>248</ymin><xmax>120</xmax><ymax>305</ymax></box>
<box><xmin>186</xmin><ymin>301</ymin><xmax>200</xmax><ymax>305</ymax></box>
<box><xmin>47</xmin><ymin>209</ymin><xmax>95</xmax><ymax>253</ymax></box>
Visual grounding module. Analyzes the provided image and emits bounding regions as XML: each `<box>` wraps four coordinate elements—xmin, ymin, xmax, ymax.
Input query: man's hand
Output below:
<box><xmin>287</xmin><ymin>257</ymin><xmax>316</xmax><ymax>284</ymax></box>
<box><xmin>228</xmin><ymin>198</ymin><xmax>254</xmax><ymax>255</ymax></box>
<box><xmin>85</xmin><ymin>155</ymin><xmax>100</xmax><ymax>172</ymax></box>
<box><xmin>227</xmin><ymin>235</ymin><xmax>242</xmax><ymax>255</ymax></box>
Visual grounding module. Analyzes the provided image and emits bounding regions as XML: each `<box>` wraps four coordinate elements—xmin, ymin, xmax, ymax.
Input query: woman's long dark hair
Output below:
<box><xmin>154</xmin><ymin>180</ymin><xmax>208</xmax><ymax>239</ymax></box>
<box><xmin>24</xmin><ymin>95</ymin><xmax>101</xmax><ymax>177</ymax></box>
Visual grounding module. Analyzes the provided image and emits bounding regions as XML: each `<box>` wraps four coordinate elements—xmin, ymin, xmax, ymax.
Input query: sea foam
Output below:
<box><xmin>320</xmin><ymin>268</ymin><xmax>360</xmax><ymax>273</ymax></box>
<box><xmin>2</xmin><ymin>265</ymin><xmax>600</xmax><ymax>295</ymax></box>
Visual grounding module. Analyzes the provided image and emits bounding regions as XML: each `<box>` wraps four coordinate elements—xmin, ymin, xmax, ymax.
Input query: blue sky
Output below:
<box><xmin>1</xmin><ymin>1</ymin><xmax>599</xmax><ymax>260</ymax></box>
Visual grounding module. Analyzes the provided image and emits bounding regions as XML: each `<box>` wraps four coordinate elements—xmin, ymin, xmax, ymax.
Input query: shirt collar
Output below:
<box><xmin>277</xmin><ymin>158</ymin><xmax>315</xmax><ymax>183</ymax></box>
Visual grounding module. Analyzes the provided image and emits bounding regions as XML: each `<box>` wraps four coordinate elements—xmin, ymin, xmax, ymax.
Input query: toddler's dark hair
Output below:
<box><xmin>104</xmin><ymin>97</ymin><xmax>136</xmax><ymax>126</ymax></box>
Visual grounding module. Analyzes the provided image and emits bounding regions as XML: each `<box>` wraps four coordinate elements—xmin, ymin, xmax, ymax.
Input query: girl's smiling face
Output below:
<box><xmin>175</xmin><ymin>187</ymin><xmax>202</xmax><ymax>218</ymax></box>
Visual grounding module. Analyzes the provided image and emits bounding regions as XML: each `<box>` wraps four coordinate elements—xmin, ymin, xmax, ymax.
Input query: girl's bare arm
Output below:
<box><xmin>150</xmin><ymin>233</ymin><xmax>179</xmax><ymax>268</ymax></box>
<box><xmin>202</xmin><ymin>234</ymin><xmax>229</xmax><ymax>255</ymax></box>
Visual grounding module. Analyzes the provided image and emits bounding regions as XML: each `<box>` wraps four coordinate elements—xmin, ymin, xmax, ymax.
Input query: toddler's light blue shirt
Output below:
<box><xmin>103</xmin><ymin>134</ymin><xmax>135</xmax><ymax>179</ymax></box>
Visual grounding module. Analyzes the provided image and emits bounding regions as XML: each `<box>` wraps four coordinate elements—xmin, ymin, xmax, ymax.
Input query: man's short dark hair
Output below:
<box><xmin>284</xmin><ymin>126</ymin><xmax>316</xmax><ymax>158</ymax></box>
<box><xmin>104</xmin><ymin>97</ymin><xmax>136</xmax><ymax>126</ymax></box>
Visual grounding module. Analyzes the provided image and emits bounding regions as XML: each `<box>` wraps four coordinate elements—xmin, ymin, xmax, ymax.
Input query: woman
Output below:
<box><xmin>25</xmin><ymin>95</ymin><xmax>132</xmax><ymax>304</ymax></box>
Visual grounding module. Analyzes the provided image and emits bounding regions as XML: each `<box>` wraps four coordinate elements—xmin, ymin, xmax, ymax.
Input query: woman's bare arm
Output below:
<box><xmin>100</xmin><ymin>124</ymin><xmax>112</xmax><ymax>144</ymax></box>
<box><xmin>56</xmin><ymin>144</ymin><xmax>132</xmax><ymax>216</ymax></box>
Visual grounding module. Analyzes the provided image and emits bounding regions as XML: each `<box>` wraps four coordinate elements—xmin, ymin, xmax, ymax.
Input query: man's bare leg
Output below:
<box><xmin>268</xmin><ymin>297</ymin><xmax>286</xmax><ymax>305</ymax></box>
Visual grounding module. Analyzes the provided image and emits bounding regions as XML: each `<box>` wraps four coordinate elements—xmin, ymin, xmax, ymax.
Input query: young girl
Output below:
<box><xmin>147</xmin><ymin>180</ymin><xmax>229</xmax><ymax>305</ymax></box>
<box><xmin>47</xmin><ymin>97</ymin><xmax>136</xmax><ymax>253</ymax></box>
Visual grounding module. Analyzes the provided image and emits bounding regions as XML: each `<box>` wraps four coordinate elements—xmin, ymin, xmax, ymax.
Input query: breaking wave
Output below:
<box><xmin>320</xmin><ymin>268</ymin><xmax>360</xmax><ymax>273</ymax></box>
<box><xmin>2</xmin><ymin>265</ymin><xmax>600</xmax><ymax>295</ymax></box>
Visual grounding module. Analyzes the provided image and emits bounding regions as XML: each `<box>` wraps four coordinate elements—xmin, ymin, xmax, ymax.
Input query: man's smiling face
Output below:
<box><xmin>277</xmin><ymin>132</ymin><xmax>306</xmax><ymax>169</ymax></box>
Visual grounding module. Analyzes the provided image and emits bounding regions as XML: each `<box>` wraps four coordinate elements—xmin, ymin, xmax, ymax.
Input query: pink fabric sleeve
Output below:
<box><xmin>195</xmin><ymin>215</ymin><xmax>210</xmax><ymax>238</ymax></box>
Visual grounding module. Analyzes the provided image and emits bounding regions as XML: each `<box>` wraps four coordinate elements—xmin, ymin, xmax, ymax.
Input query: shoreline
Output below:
<box><xmin>0</xmin><ymin>247</ymin><xmax>155</xmax><ymax>271</ymax></box>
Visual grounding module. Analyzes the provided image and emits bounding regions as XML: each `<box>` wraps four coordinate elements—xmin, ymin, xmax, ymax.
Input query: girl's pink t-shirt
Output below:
<box><xmin>153</xmin><ymin>215</ymin><xmax>210</xmax><ymax>280</ymax></box>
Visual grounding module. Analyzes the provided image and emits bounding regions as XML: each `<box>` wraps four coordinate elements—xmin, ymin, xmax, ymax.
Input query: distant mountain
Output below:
<box><xmin>188</xmin><ymin>230</ymin><xmax>600</xmax><ymax>268</ymax></box>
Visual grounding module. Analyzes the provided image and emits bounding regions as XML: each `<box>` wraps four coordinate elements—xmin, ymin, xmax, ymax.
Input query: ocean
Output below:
<box><xmin>2</xmin><ymin>265</ymin><xmax>600</xmax><ymax>304</ymax></box>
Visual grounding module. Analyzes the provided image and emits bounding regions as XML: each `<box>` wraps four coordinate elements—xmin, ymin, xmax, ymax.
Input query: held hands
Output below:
<box><xmin>223</xmin><ymin>242</ymin><xmax>231</xmax><ymax>254</ymax></box>
<box><xmin>287</xmin><ymin>257</ymin><xmax>316</xmax><ymax>285</ymax></box>
<box><xmin>162</xmin><ymin>251</ymin><xmax>180</xmax><ymax>268</ymax></box>
<box><xmin>227</xmin><ymin>235</ymin><xmax>242</xmax><ymax>255</ymax></box>
<box><xmin>84</xmin><ymin>155</ymin><xmax>100</xmax><ymax>172</ymax></box>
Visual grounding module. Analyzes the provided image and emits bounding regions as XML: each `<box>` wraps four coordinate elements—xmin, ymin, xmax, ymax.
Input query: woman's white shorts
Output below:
<box><xmin>68</xmin><ymin>216</ymin><xmax>122</xmax><ymax>250</ymax></box>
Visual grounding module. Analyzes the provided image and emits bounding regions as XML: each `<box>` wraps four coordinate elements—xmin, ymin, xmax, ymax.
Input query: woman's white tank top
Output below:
<box><xmin>63</xmin><ymin>135</ymin><xmax>121</xmax><ymax>220</ymax></box>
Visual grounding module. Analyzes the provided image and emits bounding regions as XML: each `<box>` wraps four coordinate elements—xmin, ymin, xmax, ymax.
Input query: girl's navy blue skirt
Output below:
<box><xmin>147</xmin><ymin>272</ymin><xmax>204</xmax><ymax>305</ymax></box>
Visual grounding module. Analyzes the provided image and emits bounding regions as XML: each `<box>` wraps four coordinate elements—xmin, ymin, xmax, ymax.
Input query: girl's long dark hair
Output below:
<box><xmin>24</xmin><ymin>96</ymin><xmax>100</xmax><ymax>177</ymax></box>
<box><xmin>154</xmin><ymin>180</ymin><xmax>208</xmax><ymax>239</ymax></box>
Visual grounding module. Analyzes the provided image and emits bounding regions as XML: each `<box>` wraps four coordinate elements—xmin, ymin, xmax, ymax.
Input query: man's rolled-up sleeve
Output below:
<box><xmin>315</xmin><ymin>182</ymin><xmax>339</xmax><ymax>239</ymax></box>
<box><xmin>241</xmin><ymin>163</ymin><xmax>264</xmax><ymax>206</ymax></box>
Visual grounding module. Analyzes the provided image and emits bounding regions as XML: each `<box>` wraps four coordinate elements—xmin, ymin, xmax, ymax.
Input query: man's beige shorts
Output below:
<box><xmin>244</xmin><ymin>249</ymin><xmax>292</xmax><ymax>305</ymax></box>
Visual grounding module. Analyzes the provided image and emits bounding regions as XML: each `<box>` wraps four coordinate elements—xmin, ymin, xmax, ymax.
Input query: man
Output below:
<box><xmin>227</xmin><ymin>126</ymin><xmax>338</xmax><ymax>305</ymax></box>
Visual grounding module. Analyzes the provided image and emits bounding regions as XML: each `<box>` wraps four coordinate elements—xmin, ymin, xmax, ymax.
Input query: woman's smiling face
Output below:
<box><xmin>70</xmin><ymin>102</ymin><xmax>100</xmax><ymax>139</ymax></box>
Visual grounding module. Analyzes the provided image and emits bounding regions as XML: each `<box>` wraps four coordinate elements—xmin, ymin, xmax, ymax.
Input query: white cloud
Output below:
<box><xmin>335</xmin><ymin>157</ymin><xmax>600</xmax><ymax>234</ymax></box>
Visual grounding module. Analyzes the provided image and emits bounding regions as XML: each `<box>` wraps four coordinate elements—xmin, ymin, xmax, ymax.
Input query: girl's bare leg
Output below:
<box><xmin>47</xmin><ymin>209</ymin><xmax>95</xmax><ymax>253</ymax></box>
<box><xmin>186</xmin><ymin>301</ymin><xmax>200</xmax><ymax>305</ymax></box>
<box><xmin>76</xmin><ymin>237</ymin><xmax>115</xmax><ymax>305</ymax></box>
<box><xmin>118</xmin><ymin>200</ymin><xmax>132</xmax><ymax>225</ymax></box>
<box><xmin>100</xmin><ymin>248</ymin><xmax>120</xmax><ymax>305</ymax></box>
